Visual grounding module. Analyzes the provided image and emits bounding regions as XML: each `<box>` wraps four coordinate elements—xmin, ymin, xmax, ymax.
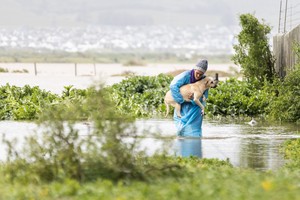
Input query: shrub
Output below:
<box><xmin>267</xmin><ymin>65</ymin><xmax>300</xmax><ymax>122</ymax></box>
<box><xmin>206</xmin><ymin>78</ymin><xmax>270</xmax><ymax>117</ymax></box>
<box><xmin>107</xmin><ymin>75</ymin><xmax>271</xmax><ymax>118</ymax></box>
<box><xmin>0</xmin><ymin>67</ymin><xmax>8</xmax><ymax>73</ymax></box>
<box><xmin>0</xmin><ymin>84</ymin><xmax>59</xmax><ymax>120</ymax></box>
<box><xmin>281</xmin><ymin>138</ymin><xmax>300</xmax><ymax>170</ymax></box>
<box><xmin>108</xmin><ymin>74</ymin><xmax>173</xmax><ymax>117</ymax></box>
<box><xmin>232</xmin><ymin>13</ymin><xmax>275</xmax><ymax>83</ymax></box>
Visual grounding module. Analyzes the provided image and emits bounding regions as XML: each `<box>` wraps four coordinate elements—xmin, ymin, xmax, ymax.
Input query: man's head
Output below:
<box><xmin>194</xmin><ymin>59</ymin><xmax>208</xmax><ymax>80</ymax></box>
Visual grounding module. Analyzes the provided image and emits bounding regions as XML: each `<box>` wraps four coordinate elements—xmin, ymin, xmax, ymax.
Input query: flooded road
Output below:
<box><xmin>0</xmin><ymin>119</ymin><xmax>299</xmax><ymax>171</ymax></box>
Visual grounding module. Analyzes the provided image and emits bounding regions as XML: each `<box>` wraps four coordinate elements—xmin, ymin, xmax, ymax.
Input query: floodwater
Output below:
<box><xmin>0</xmin><ymin>119</ymin><xmax>299</xmax><ymax>171</ymax></box>
<box><xmin>135</xmin><ymin>119</ymin><xmax>300</xmax><ymax>171</ymax></box>
<box><xmin>0</xmin><ymin>62</ymin><xmax>235</xmax><ymax>94</ymax></box>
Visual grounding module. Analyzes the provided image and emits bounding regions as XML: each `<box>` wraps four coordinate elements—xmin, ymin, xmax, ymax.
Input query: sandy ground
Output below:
<box><xmin>0</xmin><ymin>63</ymin><xmax>238</xmax><ymax>94</ymax></box>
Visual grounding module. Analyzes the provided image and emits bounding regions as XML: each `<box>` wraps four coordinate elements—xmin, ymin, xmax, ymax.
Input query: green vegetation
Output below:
<box><xmin>106</xmin><ymin>73</ymin><xmax>300</xmax><ymax>122</ymax></box>
<box><xmin>123</xmin><ymin>59</ymin><xmax>146</xmax><ymax>66</ymax></box>
<box><xmin>1</xmin><ymin>71</ymin><xmax>299</xmax><ymax>122</ymax></box>
<box><xmin>0</xmin><ymin>84</ymin><xmax>89</xmax><ymax>120</ymax></box>
<box><xmin>206</xmin><ymin>78</ymin><xmax>270</xmax><ymax>117</ymax></box>
<box><xmin>11</xmin><ymin>69</ymin><xmax>29</xmax><ymax>73</ymax></box>
<box><xmin>108</xmin><ymin>74</ymin><xmax>173</xmax><ymax>117</ymax></box>
<box><xmin>267</xmin><ymin>64</ymin><xmax>300</xmax><ymax>122</ymax></box>
<box><xmin>232</xmin><ymin>13</ymin><xmax>275</xmax><ymax>82</ymax></box>
<box><xmin>0</xmin><ymin>84</ymin><xmax>59</xmax><ymax>120</ymax></box>
<box><xmin>1</xmin><ymin>138</ymin><xmax>300</xmax><ymax>199</ymax></box>
<box><xmin>0</xmin><ymin>67</ymin><xmax>28</xmax><ymax>73</ymax></box>
<box><xmin>0</xmin><ymin>67</ymin><xmax>8</xmax><ymax>72</ymax></box>
<box><xmin>282</xmin><ymin>138</ymin><xmax>300</xmax><ymax>170</ymax></box>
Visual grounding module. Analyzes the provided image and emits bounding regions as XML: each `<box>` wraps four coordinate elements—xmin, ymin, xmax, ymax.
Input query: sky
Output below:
<box><xmin>0</xmin><ymin>0</ymin><xmax>299</xmax><ymax>33</ymax></box>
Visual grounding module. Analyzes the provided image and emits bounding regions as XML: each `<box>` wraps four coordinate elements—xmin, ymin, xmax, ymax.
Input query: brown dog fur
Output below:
<box><xmin>164</xmin><ymin>76</ymin><xmax>217</xmax><ymax>117</ymax></box>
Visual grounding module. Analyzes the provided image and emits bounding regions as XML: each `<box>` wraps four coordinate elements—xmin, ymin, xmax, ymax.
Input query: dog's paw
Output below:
<box><xmin>176</xmin><ymin>114</ymin><xmax>182</xmax><ymax>118</ymax></box>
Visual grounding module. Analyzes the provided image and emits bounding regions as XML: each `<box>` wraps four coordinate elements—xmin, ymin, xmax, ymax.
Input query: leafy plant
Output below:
<box><xmin>107</xmin><ymin>75</ymin><xmax>272</xmax><ymax>118</ymax></box>
<box><xmin>206</xmin><ymin>78</ymin><xmax>270</xmax><ymax>117</ymax></box>
<box><xmin>281</xmin><ymin>138</ymin><xmax>300</xmax><ymax>170</ymax></box>
<box><xmin>108</xmin><ymin>74</ymin><xmax>173</xmax><ymax>117</ymax></box>
<box><xmin>0</xmin><ymin>84</ymin><xmax>59</xmax><ymax>120</ymax></box>
<box><xmin>267</xmin><ymin>65</ymin><xmax>300</xmax><ymax>122</ymax></box>
<box><xmin>232</xmin><ymin>13</ymin><xmax>275</xmax><ymax>83</ymax></box>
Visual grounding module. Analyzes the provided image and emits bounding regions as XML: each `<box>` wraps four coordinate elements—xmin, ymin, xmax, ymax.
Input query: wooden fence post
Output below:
<box><xmin>75</xmin><ymin>63</ymin><xmax>77</xmax><ymax>76</ymax></box>
<box><xmin>34</xmin><ymin>62</ymin><xmax>37</xmax><ymax>76</ymax></box>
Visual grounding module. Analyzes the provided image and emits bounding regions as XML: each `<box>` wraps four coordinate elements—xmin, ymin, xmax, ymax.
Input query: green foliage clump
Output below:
<box><xmin>0</xmin><ymin>84</ymin><xmax>59</xmax><ymax>120</ymax></box>
<box><xmin>0</xmin><ymin>67</ymin><xmax>8</xmax><ymax>73</ymax></box>
<box><xmin>108</xmin><ymin>74</ymin><xmax>173</xmax><ymax>117</ymax></box>
<box><xmin>281</xmin><ymin>138</ymin><xmax>300</xmax><ymax>169</ymax></box>
<box><xmin>11</xmin><ymin>69</ymin><xmax>29</xmax><ymax>73</ymax></box>
<box><xmin>2</xmin><ymin>156</ymin><xmax>300</xmax><ymax>199</ymax></box>
<box><xmin>107</xmin><ymin>75</ymin><xmax>272</xmax><ymax>118</ymax></box>
<box><xmin>206</xmin><ymin>78</ymin><xmax>270</xmax><ymax>117</ymax></box>
<box><xmin>232</xmin><ymin>13</ymin><xmax>275</xmax><ymax>82</ymax></box>
<box><xmin>0</xmin><ymin>84</ymin><xmax>89</xmax><ymax>120</ymax></box>
<box><xmin>267</xmin><ymin>65</ymin><xmax>300</xmax><ymax>122</ymax></box>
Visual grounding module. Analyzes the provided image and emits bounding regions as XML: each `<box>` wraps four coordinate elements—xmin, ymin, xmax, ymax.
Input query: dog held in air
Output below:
<box><xmin>164</xmin><ymin>76</ymin><xmax>218</xmax><ymax>118</ymax></box>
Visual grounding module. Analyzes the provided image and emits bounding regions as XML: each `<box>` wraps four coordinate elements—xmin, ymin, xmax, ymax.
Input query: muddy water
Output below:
<box><xmin>0</xmin><ymin>119</ymin><xmax>299</xmax><ymax>171</ymax></box>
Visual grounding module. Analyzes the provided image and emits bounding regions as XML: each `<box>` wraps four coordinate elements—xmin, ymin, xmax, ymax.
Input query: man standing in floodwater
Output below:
<box><xmin>169</xmin><ymin>59</ymin><xmax>208</xmax><ymax>137</ymax></box>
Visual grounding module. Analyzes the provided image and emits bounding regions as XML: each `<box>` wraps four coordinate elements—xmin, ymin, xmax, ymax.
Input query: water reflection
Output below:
<box><xmin>174</xmin><ymin>138</ymin><xmax>202</xmax><ymax>158</ymax></box>
<box><xmin>239</xmin><ymin>138</ymin><xmax>287</xmax><ymax>170</ymax></box>
<box><xmin>0</xmin><ymin>119</ymin><xmax>299</xmax><ymax>171</ymax></box>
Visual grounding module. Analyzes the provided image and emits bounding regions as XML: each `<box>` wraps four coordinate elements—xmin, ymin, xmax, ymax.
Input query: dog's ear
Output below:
<box><xmin>205</xmin><ymin>79</ymin><xmax>210</xmax><ymax>87</ymax></box>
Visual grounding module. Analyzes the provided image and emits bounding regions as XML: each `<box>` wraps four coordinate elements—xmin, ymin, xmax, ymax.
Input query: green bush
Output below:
<box><xmin>0</xmin><ymin>67</ymin><xmax>8</xmax><ymax>73</ymax></box>
<box><xmin>107</xmin><ymin>75</ymin><xmax>272</xmax><ymax>118</ymax></box>
<box><xmin>281</xmin><ymin>138</ymin><xmax>300</xmax><ymax>170</ymax></box>
<box><xmin>267</xmin><ymin>65</ymin><xmax>300</xmax><ymax>122</ymax></box>
<box><xmin>108</xmin><ymin>74</ymin><xmax>173</xmax><ymax>117</ymax></box>
<box><xmin>0</xmin><ymin>84</ymin><xmax>59</xmax><ymax>120</ymax></box>
<box><xmin>0</xmin><ymin>84</ymin><xmax>89</xmax><ymax>120</ymax></box>
<box><xmin>1</xmin><ymin>73</ymin><xmax>299</xmax><ymax>122</ymax></box>
<box><xmin>206</xmin><ymin>78</ymin><xmax>271</xmax><ymax>117</ymax></box>
<box><xmin>232</xmin><ymin>13</ymin><xmax>275</xmax><ymax>82</ymax></box>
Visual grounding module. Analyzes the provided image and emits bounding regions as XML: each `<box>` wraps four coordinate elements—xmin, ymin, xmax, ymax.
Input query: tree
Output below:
<box><xmin>232</xmin><ymin>13</ymin><xmax>275</xmax><ymax>82</ymax></box>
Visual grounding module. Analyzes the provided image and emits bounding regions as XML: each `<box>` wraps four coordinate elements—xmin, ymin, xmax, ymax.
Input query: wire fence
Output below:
<box><xmin>278</xmin><ymin>0</ymin><xmax>300</xmax><ymax>33</ymax></box>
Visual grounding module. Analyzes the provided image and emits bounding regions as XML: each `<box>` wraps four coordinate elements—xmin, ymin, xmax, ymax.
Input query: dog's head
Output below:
<box><xmin>204</xmin><ymin>77</ymin><xmax>218</xmax><ymax>88</ymax></box>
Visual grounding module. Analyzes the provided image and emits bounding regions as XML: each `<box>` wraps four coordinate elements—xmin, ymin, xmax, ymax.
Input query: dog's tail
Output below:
<box><xmin>165</xmin><ymin>101</ymin><xmax>170</xmax><ymax>117</ymax></box>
